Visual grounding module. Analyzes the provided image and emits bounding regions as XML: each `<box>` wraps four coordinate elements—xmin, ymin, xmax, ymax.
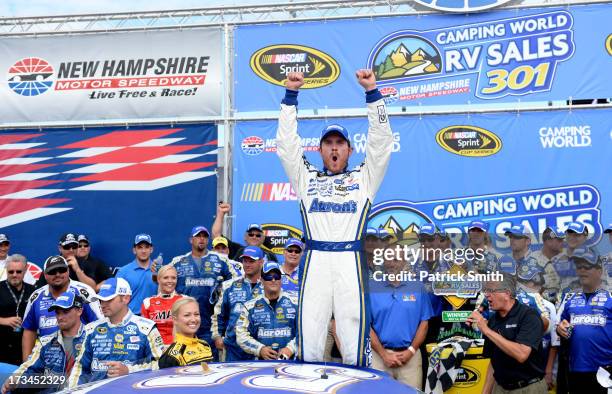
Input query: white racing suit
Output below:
<box><xmin>276</xmin><ymin>89</ymin><xmax>393</xmax><ymax>366</ymax></box>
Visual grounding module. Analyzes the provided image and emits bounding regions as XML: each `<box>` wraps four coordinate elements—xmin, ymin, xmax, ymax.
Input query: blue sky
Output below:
<box><xmin>0</xmin><ymin>0</ymin><xmax>297</xmax><ymax>17</ymax></box>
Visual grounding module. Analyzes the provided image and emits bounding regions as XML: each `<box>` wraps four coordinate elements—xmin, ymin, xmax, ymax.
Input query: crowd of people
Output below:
<box><xmin>0</xmin><ymin>215</ymin><xmax>609</xmax><ymax>393</ymax></box>
<box><xmin>0</xmin><ymin>70</ymin><xmax>609</xmax><ymax>393</ymax></box>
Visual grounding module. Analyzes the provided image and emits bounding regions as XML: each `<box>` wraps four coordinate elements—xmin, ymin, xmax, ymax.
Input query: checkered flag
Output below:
<box><xmin>425</xmin><ymin>336</ymin><xmax>481</xmax><ymax>394</ymax></box>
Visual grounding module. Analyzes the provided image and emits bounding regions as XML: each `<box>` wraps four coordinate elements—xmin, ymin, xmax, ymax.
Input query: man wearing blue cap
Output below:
<box><xmin>212</xmin><ymin>246</ymin><xmax>264</xmax><ymax>361</ymax></box>
<box><xmin>3</xmin><ymin>291</ymin><xmax>87</xmax><ymax>393</ymax></box>
<box><xmin>465</xmin><ymin>220</ymin><xmax>501</xmax><ymax>273</ymax></box>
<box><xmin>548</xmin><ymin>221</ymin><xmax>592</xmax><ymax>303</ymax></box>
<box><xmin>168</xmin><ymin>225</ymin><xmax>240</xmax><ymax>359</ymax></box>
<box><xmin>236</xmin><ymin>261</ymin><xmax>297</xmax><ymax>360</ymax></box>
<box><xmin>69</xmin><ymin>278</ymin><xmax>164</xmax><ymax>387</ymax></box>
<box><xmin>116</xmin><ymin>234</ymin><xmax>158</xmax><ymax>314</ymax></box>
<box><xmin>276</xmin><ymin>70</ymin><xmax>392</xmax><ymax>366</ymax></box>
<box><xmin>281</xmin><ymin>238</ymin><xmax>303</xmax><ymax>297</ymax></box>
<box><xmin>557</xmin><ymin>248</ymin><xmax>611</xmax><ymax>393</ymax></box>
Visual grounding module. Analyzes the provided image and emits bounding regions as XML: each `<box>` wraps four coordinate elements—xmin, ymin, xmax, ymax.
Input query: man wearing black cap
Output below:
<box><xmin>2</xmin><ymin>291</ymin><xmax>87</xmax><ymax>393</ymax></box>
<box><xmin>211</xmin><ymin>203</ymin><xmax>279</xmax><ymax>262</ymax></box>
<box><xmin>22</xmin><ymin>255</ymin><xmax>102</xmax><ymax>361</ymax></box>
<box><xmin>75</xmin><ymin>234</ymin><xmax>113</xmax><ymax>289</ymax></box>
<box><xmin>36</xmin><ymin>233</ymin><xmax>97</xmax><ymax>289</ymax></box>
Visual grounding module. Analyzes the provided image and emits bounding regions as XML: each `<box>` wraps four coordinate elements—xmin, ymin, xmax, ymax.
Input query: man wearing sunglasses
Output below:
<box><xmin>36</xmin><ymin>233</ymin><xmax>97</xmax><ymax>289</ymax></box>
<box><xmin>0</xmin><ymin>235</ymin><xmax>38</xmax><ymax>286</ymax></box>
<box><xmin>556</xmin><ymin>249</ymin><xmax>611</xmax><ymax>393</ymax></box>
<box><xmin>236</xmin><ymin>261</ymin><xmax>297</xmax><ymax>361</ymax></box>
<box><xmin>468</xmin><ymin>275</ymin><xmax>547</xmax><ymax>393</ymax></box>
<box><xmin>277</xmin><ymin>70</ymin><xmax>392</xmax><ymax>367</ymax></box>
<box><xmin>0</xmin><ymin>255</ymin><xmax>35</xmax><ymax>365</ymax></box>
<box><xmin>21</xmin><ymin>255</ymin><xmax>102</xmax><ymax>361</ymax></box>
<box><xmin>211</xmin><ymin>246</ymin><xmax>264</xmax><ymax>361</ymax></box>
<box><xmin>75</xmin><ymin>234</ymin><xmax>114</xmax><ymax>289</ymax></box>
<box><xmin>281</xmin><ymin>238</ymin><xmax>303</xmax><ymax>297</ymax></box>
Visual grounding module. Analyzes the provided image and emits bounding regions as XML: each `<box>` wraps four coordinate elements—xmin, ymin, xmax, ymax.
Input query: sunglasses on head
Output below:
<box><xmin>285</xmin><ymin>248</ymin><xmax>302</xmax><ymax>254</ymax></box>
<box><xmin>262</xmin><ymin>271</ymin><xmax>282</xmax><ymax>281</ymax></box>
<box><xmin>7</xmin><ymin>270</ymin><xmax>23</xmax><ymax>274</ymax></box>
<box><xmin>62</xmin><ymin>245</ymin><xmax>78</xmax><ymax>250</ymax></box>
<box><xmin>248</xmin><ymin>233</ymin><xmax>262</xmax><ymax>238</ymax></box>
<box><xmin>47</xmin><ymin>267</ymin><xmax>68</xmax><ymax>276</ymax></box>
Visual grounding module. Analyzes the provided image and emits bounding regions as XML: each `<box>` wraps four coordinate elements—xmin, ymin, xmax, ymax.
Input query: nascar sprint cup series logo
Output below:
<box><xmin>250</xmin><ymin>44</ymin><xmax>340</xmax><ymax>88</ymax></box>
<box><xmin>436</xmin><ymin>125</ymin><xmax>502</xmax><ymax>157</ymax></box>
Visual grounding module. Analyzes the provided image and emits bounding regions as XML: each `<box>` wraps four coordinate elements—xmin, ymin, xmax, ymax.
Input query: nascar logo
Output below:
<box><xmin>7</xmin><ymin>57</ymin><xmax>54</xmax><ymax>96</ymax></box>
<box><xmin>241</xmin><ymin>182</ymin><xmax>297</xmax><ymax>202</ymax></box>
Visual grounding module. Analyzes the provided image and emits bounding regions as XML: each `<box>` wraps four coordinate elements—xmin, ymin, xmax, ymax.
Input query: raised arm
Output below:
<box><xmin>356</xmin><ymin>69</ymin><xmax>393</xmax><ymax>200</ymax></box>
<box><xmin>276</xmin><ymin>72</ymin><xmax>307</xmax><ymax>197</ymax></box>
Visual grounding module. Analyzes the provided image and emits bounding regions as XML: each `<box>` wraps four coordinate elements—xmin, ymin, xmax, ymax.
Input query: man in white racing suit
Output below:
<box><xmin>276</xmin><ymin>70</ymin><xmax>393</xmax><ymax>366</ymax></box>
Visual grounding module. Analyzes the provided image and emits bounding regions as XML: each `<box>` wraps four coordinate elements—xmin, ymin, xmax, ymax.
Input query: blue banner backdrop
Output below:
<box><xmin>232</xmin><ymin>107</ymin><xmax>612</xmax><ymax>258</ymax></box>
<box><xmin>235</xmin><ymin>3</ymin><xmax>612</xmax><ymax>112</ymax></box>
<box><xmin>0</xmin><ymin>123</ymin><xmax>218</xmax><ymax>269</ymax></box>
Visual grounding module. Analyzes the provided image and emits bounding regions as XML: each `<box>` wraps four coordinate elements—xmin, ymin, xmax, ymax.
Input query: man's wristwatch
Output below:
<box><xmin>408</xmin><ymin>346</ymin><xmax>416</xmax><ymax>355</ymax></box>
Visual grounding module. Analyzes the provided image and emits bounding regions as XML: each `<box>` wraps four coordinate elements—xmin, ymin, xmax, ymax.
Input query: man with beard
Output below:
<box><xmin>21</xmin><ymin>255</ymin><xmax>102</xmax><ymax>361</ymax></box>
<box><xmin>38</xmin><ymin>233</ymin><xmax>97</xmax><ymax>289</ymax></box>
<box><xmin>2</xmin><ymin>292</ymin><xmax>87</xmax><ymax>393</ymax></box>
<box><xmin>277</xmin><ymin>70</ymin><xmax>393</xmax><ymax>366</ymax></box>
<box><xmin>0</xmin><ymin>255</ymin><xmax>35</xmax><ymax>365</ymax></box>
<box><xmin>168</xmin><ymin>225</ymin><xmax>240</xmax><ymax>360</ymax></box>
<box><xmin>116</xmin><ymin>234</ymin><xmax>158</xmax><ymax>314</ymax></box>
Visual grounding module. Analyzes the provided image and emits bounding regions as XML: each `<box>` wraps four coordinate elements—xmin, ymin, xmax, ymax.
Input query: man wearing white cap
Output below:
<box><xmin>69</xmin><ymin>277</ymin><xmax>164</xmax><ymax>387</ymax></box>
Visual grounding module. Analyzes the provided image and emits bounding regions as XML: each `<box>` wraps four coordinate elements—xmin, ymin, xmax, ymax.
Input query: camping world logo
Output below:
<box><xmin>7</xmin><ymin>57</ymin><xmax>54</xmax><ymax>96</ymax></box>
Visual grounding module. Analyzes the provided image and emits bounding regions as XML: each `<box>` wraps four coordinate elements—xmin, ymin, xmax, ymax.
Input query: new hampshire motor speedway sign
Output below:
<box><xmin>0</xmin><ymin>29</ymin><xmax>222</xmax><ymax>124</ymax></box>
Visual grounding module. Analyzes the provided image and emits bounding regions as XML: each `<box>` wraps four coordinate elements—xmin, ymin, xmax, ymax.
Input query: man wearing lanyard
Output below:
<box><xmin>0</xmin><ymin>255</ymin><xmax>35</xmax><ymax>365</ymax></box>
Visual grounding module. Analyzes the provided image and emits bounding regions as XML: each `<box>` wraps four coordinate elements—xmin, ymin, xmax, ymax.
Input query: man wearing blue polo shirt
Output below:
<box><xmin>115</xmin><ymin>234</ymin><xmax>158</xmax><ymax>314</ymax></box>
<box><xmin>281</xmin><ymin>238</ymin><xmax>303</xmax><ymax>297</ymax></box>
<box><xmin>370</xmin><ymin>246</ymin><xmax>432</xmax><ymax>388</ymax></box>
<box><xmin>557</xmin><ymin>249</ymin><xmax>611</xmax><ymax>393</ymax></box>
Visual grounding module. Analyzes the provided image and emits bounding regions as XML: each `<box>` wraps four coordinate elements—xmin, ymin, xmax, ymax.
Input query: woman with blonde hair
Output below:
<box><xmin>158</xmin><ymin>297</ymin><xmax>213</xmax><ymax>368</ymax></box>
<box><xmin>141</xmin><ymin>265</ymin><xmax>182</xmax><ymax>344</ymax></box>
